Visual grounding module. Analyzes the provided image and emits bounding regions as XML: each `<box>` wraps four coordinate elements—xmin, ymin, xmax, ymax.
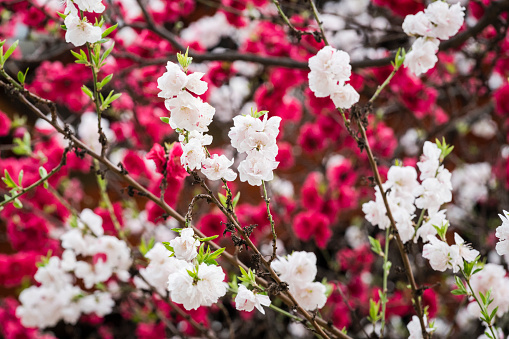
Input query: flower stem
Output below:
<box><xmin>262</xmin><ymin>180</ymin><xmax>277</xmax><ymax>262</ymax></box>
<box><xmin>269</xmin><ymin>304</ymin><xmax>303</xmax><ymax>322</ymax></box>
<box><xmin>380</xmin><ymin>227</ymin><xmax>391</xmax><ymax>337</ymax></box>
<box><xmin>308</xmin><ymin>0</ymin><xmax>329</xmax><ymax>46</ymax></box>
<box><xmin>369</xmin><ymin>64</ymin><xmax>400</xmax><ymax>103</ymax></box>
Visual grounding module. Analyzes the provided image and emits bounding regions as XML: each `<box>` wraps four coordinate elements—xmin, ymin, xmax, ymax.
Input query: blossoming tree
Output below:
<box><xmin>1</xmin><ymin>0</ymin><xmax>509</xmax><ymax>338</ymax></box>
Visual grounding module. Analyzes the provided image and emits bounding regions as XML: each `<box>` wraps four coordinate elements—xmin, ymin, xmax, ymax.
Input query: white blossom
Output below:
<box><xmin>80</xmin><ymin>292</ymin><xmax>114</xmax><ymax>317</ymax></box>
<box><xmin>425</xmin><ymin>2</ymin><xmax>465</xmax><ymax>40</ymax></box>
<box><xmin>201</xmin><ymin>154</ymin><xmax>237</xmax><ymax>181</ymax></box>
<box><xmin>165</xmin><ymin>91</ymin><xmax>215</xmax><ymax>132</ymax></box>
<box><xmin>238</xmin><ymin>152</ymin><xmax>279</xmax><ymax>186</ymax></box>
<box><xmin>496</xmin><ymin>210</ymin><xmax>509</xmax><ymax>256</ymax></box>
<box><xmin>229</xmin><ymin>115</ymin><xmax>264</xmax><ymax>152</ymax></box>
<box><xmin>181</xmin><ymin>138</ymin><xmax>207</xmax><ymax>170</ymax></box>
<box><xmin>308</xmin><ymin>46</ymin><xmax>352</xmax><ymax>97</ymax></box>
<box><xmin>169</xmin><ymin>228</ymin><xmax>199</xmax><ymax>262</ymax></box>
<box><xmin>78</xmin><ymin>208</ymin><xmax>104</xmax><ymax>236</ymax></box>
<box><xmin>290</xmin><ymin>282</ymin><xmax>327</xmax><ymax>311</ymax></box>
<box><xmin>422</xmin><ymin>236</ymin><xmax>460</xmax><ymax>272</ymax></box>
<box><xmin>418</xmin><ymin>141</ymin><xmax>442</xmax><ymax>180</ymax></box>
<box><xmin>34</xmin><ymin>257</ymin><xmax>73</xmax><ymax>289</ymax></box>
<box><xmin>138</xmin><ymin>243</ymin><xmax>187</xmax><ymax>295</ymax></box>
<box><xmin>74</xmin><ymin>260</ymin><xmax>112</xmax><ymax>289</ymax></box>
<box><xmin>235</xmin><ymin>285</ymin><xmax>271</xmax><ymax>314</ymax></box>
<box><xmin>330</xmin><ymin>84</ymin><xmax>359</xmax><ymax>109</ymax></box>
<box><xmin>454</xmin><ymin>233</ymin><xmax>479</xmax><ymax>262</ymax></box>
<box><xmin>167</xmin><ymin>263</ymin><xmax>227</xmax><ymax>310</ymax></box>
<box><xmin>271</xmin><ymin>251</ymin><xmax>317</xmax><ymax>286</ymax></box>
<box><xmin>404</xmin><ymin>37</ymin><xmax>439</xmax><ymax>76</ymax></box>
<box><xmin>157</xmin><ymin>62</ymin><xmax>207</xmax><ymax>99</ymax></box>
<box><xmin>408</xmin><ymin>315</ymin><xmax>434</xmax><ymax>339</ymax></box>
<box><xmin>402</xmin><ymin>12</ymin><xmax>433</xmax><ymax>37</ymax></box>
<box><xmin>73</xmin><ymin>0</ymin><xmax>105</xmax><ymax>13</ymax></box>
<box><xmin>64</xmin><ymin>13</ymin><xmax>102</xmax><ymax>47</ymax></box>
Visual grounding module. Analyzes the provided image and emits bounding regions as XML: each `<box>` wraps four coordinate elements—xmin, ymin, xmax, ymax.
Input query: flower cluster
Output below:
<box><xmin>16</xmin><ymin>209</ymin><xmax>122</xmax><ymax>328</ymax></box>
<box><xmin>422</xmin><ymin>233</ymin><xmax>478</xmax><ymax>273</ymax></box>
<box><xmin>308</xmin><ymin>46</ymin><xmax>359</xmax><ymax>109</ymax></box>
<box><xmin>402</xmin><ymin>1</ymin><xmax>465</xmax><ymax>76</ymax></box>
<box><xmin>158</xmin><ymin>57</ymin><xmax>237</xmax><ymax>182</ymax></box>
<box><xmin>271</xmin><ymin>252</ymin><xmax>327</xmax><ymax>311</ymax></box>
<box><xmin>363</xmin><ymin>141</ymin><xmax>454</xmax><ymax>244</ymax></box>
<box><xmin>138</xmin><ymin>228</ymin><xmax>227</xmax><ymax>311</ymax></box>
<box><xmin>228</xmin><ymin>111</ymin><xmax>281</xmax><ymax>186</ymax></box>
<box><xmin>63</xmin><ymin>0</ymin><xmax>104</xmax><ymax>46</ymax></box>
<box><xmin>59</xmin><ymin>209</ymin><xmax>132</xmax><ymax>288</ymax></box>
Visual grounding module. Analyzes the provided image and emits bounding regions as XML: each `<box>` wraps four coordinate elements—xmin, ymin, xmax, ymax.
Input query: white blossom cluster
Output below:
<box><xmin>422</xmin><ymin>233</ymin><xmax>478</xmax><ymax>273</ymax></box>
<box><xmin>363</xmin><ymin>141</ymin><xmax>454</xmax><ymax>244</ymax></box>
<box><xmin>402</xmin><ymin>1</ymin><xmax>465</xmax><ymax>76</ymax></box>
<box><xmin>308</xmin><ymin>46</ymin><xmax>360</xmax><ymax>109</ymax></box>
<box><xmin>158</xmin><ymin>60</ymin><xmax>238</xmax><ymax>182</ymax></box>
<box><xmin>59</xmin><ymin>209</ymin><xmax>132</xmax><ymax>287</ymax></box>
<box><xmin>64</xmin><ymin>0</ymin><xmax>104</xmax><ymax>46</ymax></box>
<box><xmin>451</xmin><ymin>163</ymin><xmax>491</xmax><ymax>211</ymax></box>
<box><xmin>16</xmin><ymin>209</ymin><xmax>124</xmax><ymax>328</ymax></box>
<box><xmin>271</xmin><ymin>252</ymin><xmax>327</xmax><ymax>311</ymax></box>
<box><xmin>136</xmin><ymin>228</ymin><xmax>227</xmax><ymax>310</ymax></box>
<box><xmin>228</xmin><ymin>112</ymin><xmax>281</xmax><ymax>186</ymax></box>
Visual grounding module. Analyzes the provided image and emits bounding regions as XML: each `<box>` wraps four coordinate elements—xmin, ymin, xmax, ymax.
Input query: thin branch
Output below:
<box><xmin>0</xmin><ymin>149</ymin><xmax>68</xmax><ymax>208</ymax></box>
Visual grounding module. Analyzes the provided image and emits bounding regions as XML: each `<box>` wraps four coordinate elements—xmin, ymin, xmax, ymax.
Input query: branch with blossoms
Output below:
<box><xmin>0</xmin><ymin>11</ymin><xmax>349</xmax><ymax>339</ymax></box>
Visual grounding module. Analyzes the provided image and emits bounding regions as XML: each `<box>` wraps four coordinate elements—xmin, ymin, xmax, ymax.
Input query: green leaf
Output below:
<box><xmin>232</xmin><ymin>192</ymin><xmax>240</xmax><ymax>209</ymax></box>
<box><xmin>160</xmin><ymin>117</ymin><xmax>170</xmax><ymax>124</ymax></box>
<box><xmin>451</xmin><ymin>289</ymin><xmax>466</xmax><ymax>296</ymax></box>
<box><xmin>13</xmin><ymin>198</ymin><xmax>23</xmax><ymax>209</ymax></box>
<box><xmin>2</xmin><ymin>40</ymin><xmax>18</xmax><ymax>65</ymax></box>
<box><xmin>218</xmin><ymin>193</ymin><xmax>227</xmax><ymax>208</ymax></box>
<box><xmin>12</xmin><ymin>132</ymin><xmax>32</xmax><ymax>156</ymax></box>
<box><xmin>368</xmin><ymin>298</ymin><xmax>380</xmax><ymax>323</ymax></box>
<box><xmin>368</xmin><ymin>236</ymin><xmax>382</xmax><ymax>256</ymax></box>
<box><xmin>70</xmin><ymin>50</ymin><xmax>83</xmax><ymax>61</ymax></box>
<box><xmin>57</xmin><ymin>12</ymin><xmax>67</xmax><ymax>20</ymax></box>
<box><xmin>209</xmin><ymin>247</ymin><xmax>225</xmax><ymax>259</ymax></box>
<box><xmin>17</xmin><ymin>70</ymin><xmax>25</xmax><ymax>85</ymax></box>
<box><xmin>18</xmin><ymin>170</ymin><xmax>23</xmax><ymax>187</ymax></box>
<box><xmin>140</xmin><ymin>237</ymin><xmax>156</xmax><ymax>256</ymax></box>
<box><xmin>198</xmin><ymin>235</ymin><xmax>219</xmax><ymax>242</ymax></box>
<box><xmin>98</xmin><ymin>74</ymin><xmax>113</xmax><ymax>90</ymax></box>
<box><xmin>43</xmin><ymin>181</ymin><xmax>48</xmax><ymax>189</ymax></box>
<box><xmin>170</xmin><ymin>227</ymin><xmax>183</xmax><ymax>233</ymax></box>
<box><xmin>81</xmin><ymin>85</ymin><xmax>94</xmax><ymax>99</ymax></box>
<box><xmin>2</xmin><ymin>169</ymin><xmax>17</xmax><ymax>188</ymax></box>
<box><xmin>101</xmin><ymin>24</ymin><xmax>118</xmax><ymax>38</ymax></box>
<box><xmin>39</xmin><ymin>166</ymin><xmax>48</xmax><ymax>178</ymax></box>
<box><xmin>100</xmin><ymin>42</ymin><xmax>114</xmax><ymax>64</ymax></box>
<box><xmin>490</xmin><ymin>306</ymin><xmax>498</xmax><ymax>321</ymax></box>
<box><xmin>161</xmin><ymin>242</ymin><xmax>174</xmax><ymax>253</ymax></box>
